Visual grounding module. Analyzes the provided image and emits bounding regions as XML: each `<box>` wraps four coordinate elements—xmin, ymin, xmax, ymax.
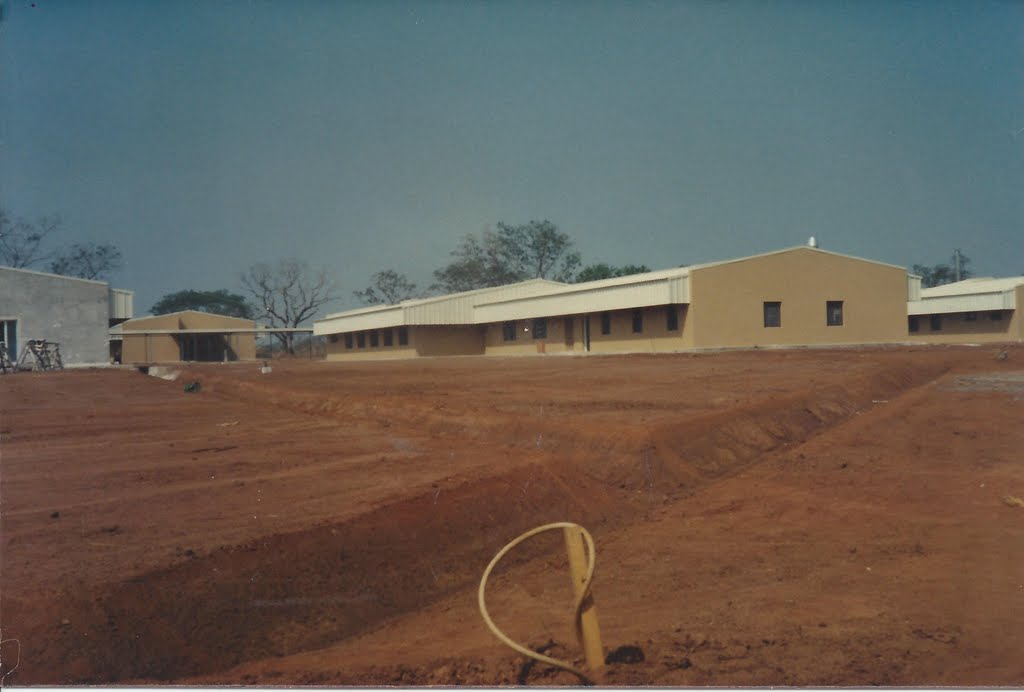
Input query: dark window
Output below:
<box><xmin>990</xmin><ymin>311</ymin><xmax>1003</xmax><ymax>321</ymax></box>
<box><xmin>532</xmin><ymin>318</ymin><xmax>547</xmax><ymax>339</ymax></box>
<box><xmin>909</xmin><ymin>317</ymin><xmax>919</xmax><ymax>333</ymax></box>
<box><xmin>502</xmin><ymin>321</ymin><xmax>517</xmax><ymax>341</ymax></box>
<box><xmin>964</xmin><ymin>312</ymin><xmax>977</xmax><ymax>322</ymax></box>
<box><xmin>369</xmin><ymin>330</ymin><xmax>379</xmax><ymax>347</ymax></box>
<box><xmin>930</xmin><ymin>315</ymin><xmax>942</xmax><ymax>331</ymax></box>
<box><xmin>329</xmin><ymin>334</ymin><xmax>339</xmax><ymax>343</ymax></box>
<box><xmin>382</xmin><ymin>329</ymin><xmax>393</xmax><ymax>346</ymax></box>
<box><xmin>398</xmin><ymin>326</ymin><xmax>409</xmax><ymax>345</ymax></box>
<box><xmin>632</xmin><ymin>309</ymin><xmax>643</xmax><ymax>333</ymax></box>
<box><xmin>666</xmin><ymin>306</ymin><xmax>679</xmax><ymax>331</ymax></box>
<box><xmin>356</xmin><ymin>332</ymin><xmax>366</xmax><ymax>348</ymax></box>
<box><xmin>763</xmin><ymin>301</ymin><xmax>781</xmax><ymax>328</ymax></box>
<box><xmin>1</xmin><ymin>320</ymin><xmax>16</xmax><ymax>360</ymax></box>
<box><xmin>826</xmin><ymin>301</ymin><xmax>844</xmax><ymax>326</ymax></box>
<box><xmin>600</xmin><ymin>312</ymin><xmax>611</xmax><ymax>335</ymax></box>
<box><xmin>344</xmin><ymin>333</ymin><xmax>353</xmax><ymax>349</ymax></box>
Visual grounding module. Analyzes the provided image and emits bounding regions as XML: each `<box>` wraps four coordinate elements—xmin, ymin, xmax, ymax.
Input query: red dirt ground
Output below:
<box><xmin>1</xmin><ymin>345</ymin><xmax>1022</xmax><ymax>686</ymax></box>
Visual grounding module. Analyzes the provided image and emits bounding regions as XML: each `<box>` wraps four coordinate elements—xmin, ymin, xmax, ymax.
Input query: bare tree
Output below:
<box><xmin>354</xmin><ymin>269</ymin><xmax>420</xmax><ymax>305</ymax></box>
<box><xmin>0</xmin><ymin>209</ymin><xmax>62</xmax><ymax>269</ymax></box>
<box><xmin>50</xmin><ymin>242</ymin><xmax>124</xmax><ymax>280</ymax></box>
<box><xmin>241</xmin><ymin>259</ymin><xmax>339</xmax><ymax>355</ymax></box>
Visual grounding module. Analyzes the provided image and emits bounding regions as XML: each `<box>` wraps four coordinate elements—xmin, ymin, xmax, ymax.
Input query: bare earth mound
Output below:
<box><xmin>1</xmin><ymin>346</ymin><xmax>1022</xmax><ymax>685</ymax></box>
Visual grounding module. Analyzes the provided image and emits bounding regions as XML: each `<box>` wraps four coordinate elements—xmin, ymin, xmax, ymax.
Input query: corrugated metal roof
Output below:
<box><xmin>474</xmin><ymin>270</ymin><xmax>689</xmax><ymax>322</ymax></box>
<box><xmin>920</xmin><ymin>277</ymin><xmax>1024</xmax><ymax>298</ymax></box>
<box><xmin>313</xmin><ymin>279</ymin><xmax>566</xmax><ymax>334</ymax></box>
<box><xmin>908</xmin><ymin>293</ymin><xmax>1015</xmax><ymax>316</ymax></box>
<box><xmin>908</xmin><ymin>277</ymin><xmax>1022</xmax><ymax>315</ymax></box>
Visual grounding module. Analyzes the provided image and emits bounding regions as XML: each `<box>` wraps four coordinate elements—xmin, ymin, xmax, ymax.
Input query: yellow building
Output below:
<box><xmin>907</xmin><ymin>277</ymin><xmax>1024</xmax><ymax>344</ymax></box>
<box><xmin>117</xmin><ymin>310</ymin><xmax>258</xmax><ymax>363</ymax></box>
<box><xmin>315</xmin><ymin>246</ymin><xmax>918</xmax><ymax>359</ymax></box>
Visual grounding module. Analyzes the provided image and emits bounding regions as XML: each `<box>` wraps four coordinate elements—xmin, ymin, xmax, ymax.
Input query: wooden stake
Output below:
<box><xmin>564</xmin><ymin>525</ymin><xmax>605</xmax><ymax>674</ymax></box>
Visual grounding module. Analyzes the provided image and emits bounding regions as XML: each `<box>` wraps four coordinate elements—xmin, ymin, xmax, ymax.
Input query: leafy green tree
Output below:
<box><xmin>50</xmin><ymin>242</ymin><xmax>123</xmax><ymax>280</ymax></box>
<box><xmin>354</xmin><ymin>269</ymin><xmax>420</xmax><ymax>305</ymax></box>
<box><xmin>151</xmin><ymin>289</ymin><xmax>255</xmax><ymax>319</ymax></box>
<box><xmin>573</xmin><ymin>263</ymin><xmax>652</xmax><ymax>283</ymax></box>
<box><xmin>433</xmin><ymin>219</ymin><xmax>580</xmax><ymax>292</ymax></box>
<box><xmin>913</xmin><ymin>251</ymin><xmax>972</xmax><ymax>288</ymax></box>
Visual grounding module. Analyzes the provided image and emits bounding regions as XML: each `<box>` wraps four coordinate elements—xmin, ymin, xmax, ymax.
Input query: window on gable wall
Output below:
<box><xmin>826</xmin><ymin>301</ymin><xmax>844</xmax><ymax>326</ymax></box>
<box><xmin>763</xmin><ymin>302</ymin><xmax>781</xmax><ymax>328</ymax></box>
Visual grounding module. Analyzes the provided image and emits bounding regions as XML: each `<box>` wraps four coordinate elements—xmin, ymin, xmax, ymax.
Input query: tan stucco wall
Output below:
<box><xmin>585</xmin><ymin>305</ymin><xmax>691</xmax><ymax>353</ymax></box>
<box><xmin>324</xmin><ymin>325</ymin><xmax>484</xmax><ymax>360</ymax></box>
<box><xmin>483</xmin><ymin>305</ymin><xmax>690</xmax><ymax>355</ymax></box>
<box><xmin>484</xmin><ymin>315</ymin><xmax>582</xmax><ymax>355</ymax></box>
<box><xmin>325</xmin><ymin>326</ymin><xmax>417</xmax><ymax>361</ymax></box>
<box><xmin>687</xmin><ymin>248</ymin><xmax>908</xmax><ymax>348</ymax></box>
<box><xmin>122</xmin><ymin>332</ymin><xmax>180</xmax><ymax>363</ymax></box>
<box><xmin>415</xmin><ymin>326</ymin><xmax>485</xmax><ymax>356</ymax></box>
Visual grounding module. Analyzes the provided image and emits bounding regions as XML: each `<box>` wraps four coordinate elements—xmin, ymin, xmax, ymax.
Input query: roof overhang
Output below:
<box><xmin>474</xmin><ymin>273</ymin><xmax>690</xmax><ymax>323</ymax></box>
<box><xmin>908</xmin><ymin>291</ymin><xmax>1016</xmax><ymax>316</ymax></box>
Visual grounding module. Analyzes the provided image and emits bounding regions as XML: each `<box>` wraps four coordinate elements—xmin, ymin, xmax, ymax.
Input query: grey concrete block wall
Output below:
<box><xmin>0</xmin><ymin>267</ymin><xmax>112</xmax><ymax>365</ymax></box>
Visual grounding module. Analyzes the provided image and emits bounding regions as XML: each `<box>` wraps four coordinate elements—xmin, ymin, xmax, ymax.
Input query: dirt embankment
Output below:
<box><xmin>1</xmin><ymin>345</ymin><xmax>1020</xmax><ymax>685</ymax></box>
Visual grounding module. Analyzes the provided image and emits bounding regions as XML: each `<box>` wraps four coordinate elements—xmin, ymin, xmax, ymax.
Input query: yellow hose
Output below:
<box><xmin>477</xmin><ymin>522</ymin><xmax>598</xmax><ymax>684</ymax></box>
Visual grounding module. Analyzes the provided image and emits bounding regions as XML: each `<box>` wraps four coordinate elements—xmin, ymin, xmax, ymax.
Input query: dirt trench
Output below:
<box><xmin>5</xmin><ymin>358</ymin><xmax>954</xmax><ymax>684</ymax></box>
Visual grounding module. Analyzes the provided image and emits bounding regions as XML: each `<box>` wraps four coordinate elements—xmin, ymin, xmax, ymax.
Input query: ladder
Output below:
<box><xmin>16</xmin><ymin>339</ymin><xmax>64</xmax><ymax>372</ymax></box>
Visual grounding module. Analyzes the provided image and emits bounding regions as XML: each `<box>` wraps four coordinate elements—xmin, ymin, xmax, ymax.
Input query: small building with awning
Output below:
<box><xmin>115</xmin><ymin>310</ymin><xmax>259</xmax><ymax>363</ymax></box>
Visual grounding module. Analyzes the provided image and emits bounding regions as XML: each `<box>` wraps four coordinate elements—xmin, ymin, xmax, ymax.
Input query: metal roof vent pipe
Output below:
<box><xmin>807</xmin><ymin>236</ymin><xmax>818</xmax><ymax>248</ymax></box>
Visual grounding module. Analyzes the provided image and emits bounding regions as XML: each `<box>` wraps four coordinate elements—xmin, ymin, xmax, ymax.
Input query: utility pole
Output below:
<box><xmin>954</xmin><ymin>248</ymin><xmax>962</xmax><ymax>282</ymax></box>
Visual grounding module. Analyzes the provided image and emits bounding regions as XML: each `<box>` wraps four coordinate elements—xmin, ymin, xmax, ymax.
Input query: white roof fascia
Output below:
<box><xmin>908</xmin><ymin>291</ymin><xmax>1016</xmax><ymax>316</ymax></box>
<box><xmin>314</xmin><ymin>278</ymin><xmax>568</xmax><ymax>333</ymax></box>
<box><xmin>920</xmin><ymin>277</ymin><xmax>1024</xmax><ymax>298</ymax></box>
<box><xmin>313</xmin><ymin>304</ymin><xmax>405</xmax><ymax>335</ymax></box>
<box><xmin>474</xmin><ymin>273</ymin><xmax>690</xmax><ymax>323</ymax></box>
<box><xmin>318</xmin><ymin>278</ymin><xmax>566</xmax><ymax>321</ymax></box>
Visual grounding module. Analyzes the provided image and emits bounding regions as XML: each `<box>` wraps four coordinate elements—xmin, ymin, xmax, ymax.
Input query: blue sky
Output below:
<box><xmin>2</xmin><ymin>0</ymin><xmax>1022</xmax><ymax>316</ymax></box>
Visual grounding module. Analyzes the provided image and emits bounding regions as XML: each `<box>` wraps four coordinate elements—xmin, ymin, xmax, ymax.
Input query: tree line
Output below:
<box><xmin>355</xmin><ymin>219</ymin><xmax>651</xmax><ymax>306</ymax></box>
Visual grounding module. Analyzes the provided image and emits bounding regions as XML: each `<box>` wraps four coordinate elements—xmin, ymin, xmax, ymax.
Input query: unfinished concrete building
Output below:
<box><xmin>0</xmin><ymin>266</ymin><xmax>133</xmax><ymax>366</ymax></box>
